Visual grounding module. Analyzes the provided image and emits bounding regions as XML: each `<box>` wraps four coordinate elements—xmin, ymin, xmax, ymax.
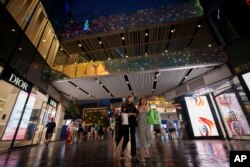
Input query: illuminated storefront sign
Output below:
<box><xmin>1</xmin><ymin>66</ymin><xmax>32</xmax><ymax>92</ymax></box>
<box><xmin>185</xmin><ymin>96</ymin><xmax>219</xmax><ymax>137</ymax></box>
<box><xmin>192</xmin><ymin>88</ymin><xmax>214</xmax><ymax>97</ymax></box>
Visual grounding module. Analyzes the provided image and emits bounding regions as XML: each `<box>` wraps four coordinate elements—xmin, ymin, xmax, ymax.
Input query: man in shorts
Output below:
<box><xmin>44</xmin><ymin>118</ymin><xmax>56</xmax><ymax>146</ymax></box>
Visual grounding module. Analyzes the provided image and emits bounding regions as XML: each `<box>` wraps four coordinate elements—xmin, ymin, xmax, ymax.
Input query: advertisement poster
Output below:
<box><xmin>215</xmin><ymin>93</ymin><xmax>250</xmax><ymax>137</ymax></box>
<box><xmin>2</xmin><ymin>91</ymin><xmax>28</xmax><ymax>140</ymax></box>
<box><xmin>185</xmin><ymin>96</ymin><xmax>219</xmax><ymax>137</ymax></box>
<box><xmin>16</xmin><ymin>93</ymin><xmax>37</xmax><ymax>140</ymax></box>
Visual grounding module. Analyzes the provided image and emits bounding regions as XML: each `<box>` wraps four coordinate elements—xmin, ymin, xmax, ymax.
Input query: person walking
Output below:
<box><xmin>44</xmin><ymin>117</ymin><xmax>56</xmax><ymax>146</ymax></box>
<box><xmin>78</xmin><ymin>123</ymin><xmax>84</xmax><ymax>143</ymax></box>
<box><xmin>167</xmin><ymin>115</ymin><xmax>176</xmax><ymax>140</ymax></box>
<box><xmin>120</xmin><ymin>95</ymin><xmax>139</xmax><ymax>163</ymax></box>
<box><xmin>136</xmin><ymin>97</ymin><xmax>152</xmax><ymax>159</ymax></box>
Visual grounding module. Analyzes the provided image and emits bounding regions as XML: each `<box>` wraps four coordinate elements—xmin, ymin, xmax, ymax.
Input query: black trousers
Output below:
<box><xmin>121</xmin><ymin>125</ymin><xmax>136</xmax><ymax>156</ymax></box>
<box><xmin>115</xmin><ymin>125</ymin><xmax>123</xmax><ymax>146</ymax></box>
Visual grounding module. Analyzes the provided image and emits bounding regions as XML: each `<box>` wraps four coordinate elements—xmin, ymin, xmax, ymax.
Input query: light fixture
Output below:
<box><xmin>121</xmin><ymin>36</ymin><xmax>125</xmax><ymax>40</ymax></box>
<box><xmin>145</xmin><ymin>33</ymin><xmax>148</xmax><ymax>36</ymax></box>
<box><xmin>78</xmin><ymin>43</ymin><xmax>82</xmax><ymax>47</ymax></box>
<box><xmin>18</xmin><ymin>47</ymin><xmax>23</xmax><ymax>51</ymax></box>
<box><xmin>125</xmin><ymin>55</ymin><xmax>128</xmax><ymax>58</ymax></box>
<box><xmin>208</xmin><ymin>44</ymin><xmax>212</xmax><ymax>47</ymax></box>
<box><xmin>171</xmin><ymin>29</ymin><xmax>175</xmax><ymax>33</ymax></box>
<box><xmin>99</xmin><ymin>41</ymin><xmax>102</xmax><ymax>44</ymax></box>
<box><xmin>197</xmin><ymin>24</ymin><xmax>201</xmax><ymax>28</ymax></box>
<box><xmin>11</xmin><ymin>29</ymin><xmax>16</xmax><ymax>32</ymax></box>
<box><xmin>165</xmin><ymin>49</ymin><xmax>168</xmax><ymax>53</ymax></box>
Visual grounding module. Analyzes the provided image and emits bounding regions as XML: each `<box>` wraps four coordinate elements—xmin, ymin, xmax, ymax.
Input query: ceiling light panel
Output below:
<box><xmin>72</xmin><ymin>79</ymin><xmax>111</xmax><ymax>99</ymax></box>
<box><xmin>183</xmin><ymin>67</ymin><xmax>214</xmax><ymax>83</ymax></box>
<box><xmin>154</xmin><ymin>69</ymin><xmax>188</xmax><ymax>95</ymax></box>
<box><xmin>127</xmin><ymin>72</ymin><xmax>155</xmax><ymax>97</ymax></box>
<box><xmin>99</xmin><ymin>76</ymin><xmax>130</xmax><ymax>97</ymax></box>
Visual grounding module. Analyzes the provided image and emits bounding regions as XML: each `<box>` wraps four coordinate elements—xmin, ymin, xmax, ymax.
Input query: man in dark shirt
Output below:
<box><xmin>44</xmin><ymin>118</ymin><xmax>56</xmax><ymax>146</ymax></box>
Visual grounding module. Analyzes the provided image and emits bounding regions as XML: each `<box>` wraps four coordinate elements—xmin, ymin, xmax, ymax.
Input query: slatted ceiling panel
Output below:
<box><xmin>126</xmin><ymin>45</ymin><xmax>133</xmax><ymax>57</ymax></box>
<box><xmin>149</xmin><ymin>28</ymin><xmax>157</xmax><ymax>53</ymax></box>
<box><xmin>52</xmin><ymin>81</ymin><xmax>90</xmax><ymax>100</ymax></box>
<box><xmin>54</xmin><ymin>55</ymin><xmax>67</xmax><ymax>66</ymax></box>
<box><xmin>105</xmin><ymin>34</ymin><xmax>122</xmax><ymax>47</ymax></box>
<box><xmin>92</xmin><ymin>50</ymin><xmax>105</xmax><ymax>60</ymax></box>
<box><xmin>63</xmin><ymin>42</ymin><xmax>82</xmax><ymax>54</ymax></box>
<box><xmin>99</xmin><ymin>76</ymin><xmax>130</xmax><ymax>97</ymax></box>
<box><xmin>175</xmin><ymin>21</ymin><xmax>197</xmax><ymax>38</ymax></box>
<box><xmin>191</xmin><ymin>35</ymin><xmax>212</xmax><ymax>49</ymax></box>
<box><xmin>191</xmin><ymin>22</ymin><xmax>213</xmax><ymax>48</ymax></box>
<box><xmin>154</xmin><ymin>69</ymin><xmax>188</xmax><ymax>95</ymax></box>
<box><xmin>170</xmin><ymin>23</ymin><xmax>181</xmax><ymax>39</ymax></box>
<box><xmin>197</xmin><ymin>22</ymin><xmax>212</xmax><ymax>36</ymax></box>
<box><xmin>72</xmin><ymin>79</ymin><xmax>111</xmax><ymax>99</ymax></box>
<box><xmin>183</xmin><ymin>67</ymin><xmax>214</xmax><ymax>83</ymax></box>
<box><xmin>89</xmin><ymin>38</ymin><xmax>103</xmax><ymax>50</ymax></box>
<box><xmin>140</xmin><ymin>30</ymin><xmax>145</xmax><ymax>55</ymax></box>
<box><xmin>168</xmin><ymin>38</ymin><xmax>190</xmax><ymax>51</ymax></box>
<box><xmin>127</xmin><ymin>72</ymin><xmax>155</xmax><ymax>97</ymax></box>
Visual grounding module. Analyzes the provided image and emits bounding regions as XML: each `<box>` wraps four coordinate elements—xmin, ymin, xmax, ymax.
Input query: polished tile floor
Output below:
<box><xmin>0</xmin><ymin>135</ymin><xmax>250</xmax><ymax>167</ymax></box>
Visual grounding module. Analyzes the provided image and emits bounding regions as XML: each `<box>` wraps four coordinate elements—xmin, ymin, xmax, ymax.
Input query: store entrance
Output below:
<box><xmin>35</xmin><ymin>102</ymin><xmax>57</xmax><ymax>145</ymax></box>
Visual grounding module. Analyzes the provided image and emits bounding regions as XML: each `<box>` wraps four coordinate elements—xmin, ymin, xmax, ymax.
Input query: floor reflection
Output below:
<box><xmin>0</xmin><ymin>136</ymin><xmax>250</xmax><ymax>167</ymax></box>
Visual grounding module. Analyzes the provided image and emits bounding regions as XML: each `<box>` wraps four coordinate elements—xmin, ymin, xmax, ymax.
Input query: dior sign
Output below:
<box><xmin>9</xmin><ymin>74</ymin><xmax>29</xmax><ymax>91</ymax></box>
<box><xmin>1</xmin><ymin>66</ymin><xmax>32</xmax><ymax>93</ymax></box>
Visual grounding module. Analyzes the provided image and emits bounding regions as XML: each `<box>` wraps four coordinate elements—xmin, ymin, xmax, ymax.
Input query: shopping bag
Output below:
<box><xmin>153</xmin><ymin>110</ymin><xmax>161</xmax><ymax>124</ymax></box>
<box><xmin>147</xmin><ymin>110</ymin><xmax>154</xmax><ymax>125</ymax></box>
<box><xmin>122</xmin><ymin>113</ymin><xmax>129</xmax><ymax>125</ymax></box>
<box><xmin>147</xmin><ymin>109</ymin><xmax>161</xmax><ymax>125</ymax></box>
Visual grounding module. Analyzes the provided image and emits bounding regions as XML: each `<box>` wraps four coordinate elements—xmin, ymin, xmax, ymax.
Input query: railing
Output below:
<box><xmin>60</xmin><ymin>1</ymin><xmax>203</xmax><ymax>39</ymax></box>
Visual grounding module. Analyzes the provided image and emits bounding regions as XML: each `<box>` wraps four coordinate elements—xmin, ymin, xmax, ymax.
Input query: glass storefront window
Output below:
<box><xmin>0</xmin><ymin>80</ymin><xmax>20</xmax><ymax>151</ymax></box>
<box><xmin>12</xmin><ymin>88</ymin><xmax>48</xmax><ymax>148</ymax></box>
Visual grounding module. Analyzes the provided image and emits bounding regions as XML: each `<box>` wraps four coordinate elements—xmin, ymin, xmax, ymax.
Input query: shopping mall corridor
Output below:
<box><xmin>0</xmin><ymin>135</ymin><xmax>250</xmax><ymax>167</ymax></box>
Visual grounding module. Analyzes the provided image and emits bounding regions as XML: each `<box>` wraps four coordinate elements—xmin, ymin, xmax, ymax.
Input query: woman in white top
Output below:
<box><xmin>136</xmin><ymin>97</ymin><xmax>152</xmax><ymax>158</ymax></box>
